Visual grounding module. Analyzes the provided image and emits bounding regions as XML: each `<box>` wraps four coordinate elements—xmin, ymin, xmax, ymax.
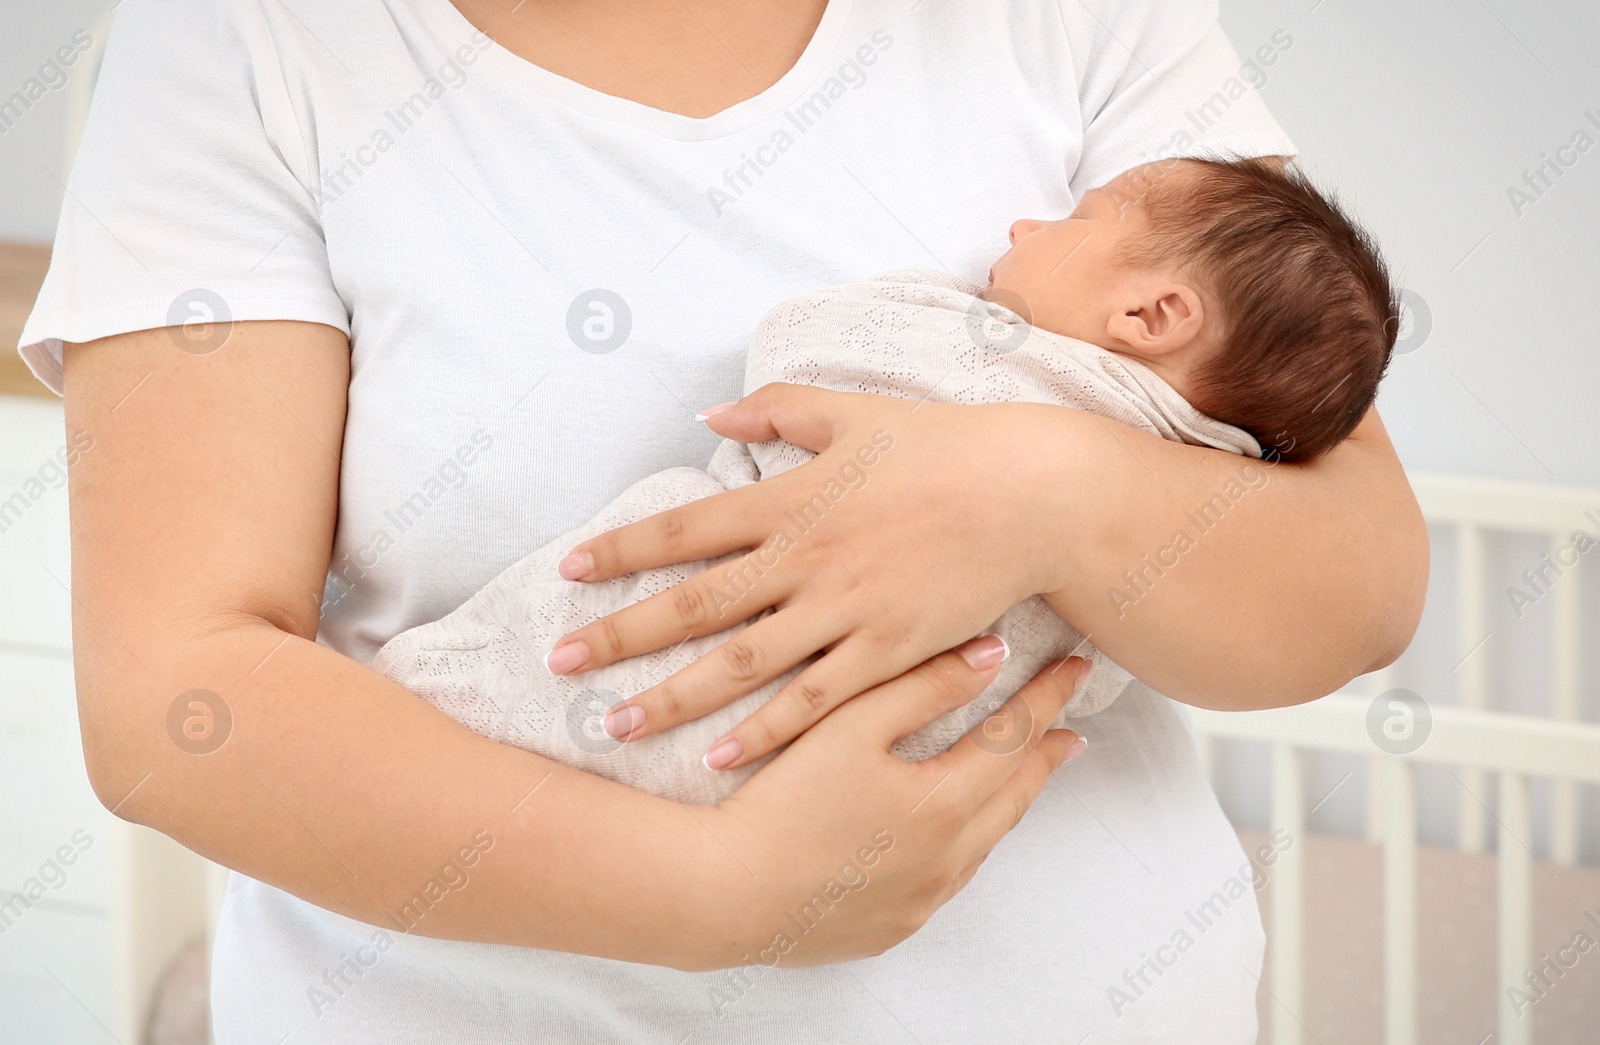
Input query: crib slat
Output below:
<box><xmin>1551</xmin><ymin>533</ymin><xmax>1580</xmax><ymax>865</ymax></box>
<box><xmin>1366</xmin><ymin>756</ymin><xmax>1387</xmax><ymax>843</ymax></box>
<box><xmin>1383</xmin><ymin>758</ymin><xmax>1419</xmax><ymax>1045</ymax></box>
<box><xmin>1271</xmin><ymin>744</ymin><xmax>1305</xmax><ymax>1045</ymax></box>
<box><xmin>1365</xmin><ymin>667</ymin><xmax>1395</xmax><ymax>843</ymax></box>
<box><xmin>1498</xmin><ymin>771</ymin><xmax>1533</xmax><ymax>1045</ymax></box>
<box><xmin>1456</xmin><ymin>525</ymin><xmax>1488</xmax><ymax>853</ymax></box>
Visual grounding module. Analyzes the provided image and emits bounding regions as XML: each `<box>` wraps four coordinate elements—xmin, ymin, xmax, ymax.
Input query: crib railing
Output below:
<box><xmin>1400</xmin><ymin>470</ymin><xmax>1598</xmax><ymax>863</ymax></box>
<box><xmin>1192</xmin><ymin>694</ymin><xmax>1600</xmax><ymax>1045</ymax></box>
<box><xmin>1188</xmin><ymin>465</ymin><xmax>1600</xmax><ymax>1045</ymax></box>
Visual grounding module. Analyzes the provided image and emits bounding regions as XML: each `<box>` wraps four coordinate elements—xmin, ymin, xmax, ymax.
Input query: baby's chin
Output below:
<box><xmin>975</xmin><ymin>283</ymin><xmax>1035</xmax><ymax>327</ymax></box>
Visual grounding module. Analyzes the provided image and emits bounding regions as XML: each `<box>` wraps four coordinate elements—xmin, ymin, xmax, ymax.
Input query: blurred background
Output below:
<box><xmin>1</xmin><ymin>0</ymin><xmax>1596</xmax><ymax>1043</ymax></box>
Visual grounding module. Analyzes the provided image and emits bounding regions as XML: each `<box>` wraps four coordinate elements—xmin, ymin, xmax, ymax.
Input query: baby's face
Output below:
<box><xmin>983</xmin><ymin>164</ymin><xmax>1178</xmax><ymax>351</ymax></box>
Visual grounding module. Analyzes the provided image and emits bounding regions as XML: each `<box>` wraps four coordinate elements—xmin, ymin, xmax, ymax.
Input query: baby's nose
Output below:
<box><xmin>1009</xmin><ymin>218</ymin><xmax>1044</xmax><ymax>244</ymax></box>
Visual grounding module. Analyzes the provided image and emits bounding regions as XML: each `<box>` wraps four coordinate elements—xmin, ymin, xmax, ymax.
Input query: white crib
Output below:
<box><xmin>83</xmin><ymin>472</ymin><xmax>1600</xmax><ymax>1042</ymax></box>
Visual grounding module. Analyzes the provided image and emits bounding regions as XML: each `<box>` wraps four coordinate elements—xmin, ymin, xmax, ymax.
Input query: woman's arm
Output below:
<box><xmin>1032</xmin><ymin>397</ymin><xmax>1426</xmax><ymax>705</ymax></box>
<box><xmin>545</xmin><ymin>385</ymin><xmax>1427</xmax><ymax>767</ymax></box>
<box><xmin>64</xmin><ymin>323</ymin><xmax>1086</xmax><ymax>969</ymax></box>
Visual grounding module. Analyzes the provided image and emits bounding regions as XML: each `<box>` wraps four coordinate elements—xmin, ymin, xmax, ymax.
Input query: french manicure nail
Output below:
<box><xmin>957</xmin><ymin>634</ymin><xmax>1009</xmax><ymax>670</ymax></box>
<box><xmin>703</xmin><ymin>737</ymin><xmax>742</xmax><ymax>770</ymax></box>
<box><xmin>558</xmin><ymin>551</ymin><xmax>594</xmax><ymax>580</ymax></box>
<box><xmin>1065</xmin><ymin>734</ymin><xmax>1089</xmax><ymax>760</ymax></box>
<box><xmin>545</xmin><ymin>640</ymin><xmax>590</xmax><ymax>676</ymax></box>
<box><xmin>604</xmin><ymin>703</ymin><xmax>646</xmax><ymax>739</ymax></box>
<box><xmin>693</xmin><ymin>402</ymin><xmax>737</xmax><ymax>422</ymax></box>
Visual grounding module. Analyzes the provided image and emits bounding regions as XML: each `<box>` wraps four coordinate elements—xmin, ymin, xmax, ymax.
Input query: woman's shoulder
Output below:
<box><xmin>106</xmin><ymin>0</ymin><xmax>413</xmax><ymax>73</ymax></box>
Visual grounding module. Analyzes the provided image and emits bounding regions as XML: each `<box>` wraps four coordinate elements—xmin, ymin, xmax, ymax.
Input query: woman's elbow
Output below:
<box><xmin>76</xmin><ymin>672</ymin><xmax>177</xmax><ymax>826</ymax></box>
<box><xmin>81</xmin><ymin>726</ymin><xmax>147</xmax><ymax>824</ymax></box>
<box><xmin>1357</xmin><ymin>497</ymin><xmax>1430</xmax><ymax>674</ymax></box>
<box><xmin>72</xmin><ymin>621</ymin><xmax>251</xmax><ymax>829</ymax></box>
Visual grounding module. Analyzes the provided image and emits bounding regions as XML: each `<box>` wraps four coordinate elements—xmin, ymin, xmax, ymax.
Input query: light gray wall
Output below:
<box><xmin>0</xmin><ymin>0</ymin><xmax>110</xmax><ymax>243</ymax></box>
<box><xmin>1222</xmin><ymin>0</ymin><xmax>1600</xmax><ymax>485</ymax></box>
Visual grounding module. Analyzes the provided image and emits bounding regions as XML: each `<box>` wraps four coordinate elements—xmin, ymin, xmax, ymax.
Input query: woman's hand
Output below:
<box><xmin>696</xmin><ymin>640</ymin><xmax>1090</xmax><ymax>969</ymax></box>
<box><xmin>547</xmin><ymin>384</ymin><xmax>1071</xmax><ymax>770</ymax></box>
<box><xmin>550</xmin><ymin>381</ymin><xmax>1427</xmax><ymax>744</ymax></box>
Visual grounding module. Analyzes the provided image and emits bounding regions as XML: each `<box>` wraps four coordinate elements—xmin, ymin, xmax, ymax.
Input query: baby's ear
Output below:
<box><xmin>1107</xmin><ymin>282</ymin><xmax>1205</xmax><ymax>355</ymax></box>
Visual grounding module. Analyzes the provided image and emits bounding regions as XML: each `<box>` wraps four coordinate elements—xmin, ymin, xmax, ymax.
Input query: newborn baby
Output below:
<box><xmin>375</xmin><ymin>156</ymin><xmax>1398</xmax><ymax>805</ymax></box>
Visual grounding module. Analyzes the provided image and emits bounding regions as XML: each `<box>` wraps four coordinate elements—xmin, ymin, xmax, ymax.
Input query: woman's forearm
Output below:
<box><xmin>78</xmin><ymin>614</ymin><xmax>734</xmax><ymax>966</ymax></box>
<box><xmin>1035</xmin><ymin>405</ymin><xmax>1427</xmax><ymax>709</ymax></box>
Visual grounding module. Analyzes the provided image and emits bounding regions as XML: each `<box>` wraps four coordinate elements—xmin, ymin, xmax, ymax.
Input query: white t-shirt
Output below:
<box><xmin>21</xmin><ymin>1</ymin><xmax>1298</xmax><ymax>1041</ymax></box>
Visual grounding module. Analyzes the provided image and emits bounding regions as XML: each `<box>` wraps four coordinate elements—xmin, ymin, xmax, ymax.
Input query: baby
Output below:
<box><xmin>374</xmin><ymin>156</ymin><xmax>1398</xmax><ymax>805</ymax></box>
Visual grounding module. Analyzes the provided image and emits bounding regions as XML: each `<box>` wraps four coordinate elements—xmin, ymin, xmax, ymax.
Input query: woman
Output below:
<box><xmin>20</xmin><ymin>0</ymin><xmax>1426</xmax><ymax>1041</ymax></box>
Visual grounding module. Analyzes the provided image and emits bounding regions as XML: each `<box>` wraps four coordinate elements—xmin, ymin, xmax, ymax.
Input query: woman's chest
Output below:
<box><xmin>298</xmin><ymin>0</ymin><xmax>1090</xmax><ymax>552</ymax></box>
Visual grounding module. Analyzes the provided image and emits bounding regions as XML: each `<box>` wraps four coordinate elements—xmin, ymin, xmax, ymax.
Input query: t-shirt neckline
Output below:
<box><xmin>416</xmin><ymin>0</ymin><xmax>858</xmax><ymax>141</ymax></box>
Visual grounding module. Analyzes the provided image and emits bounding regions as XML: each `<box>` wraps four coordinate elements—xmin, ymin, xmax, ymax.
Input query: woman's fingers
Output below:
<box><xmin>562</xmin><ymin>482</ymin><xmax>772</xmax><ymax>583</ymax></box>
<box><xmin>549</xmin><ymin>551</ymin><xmax>793</xmax><ymax>674</ymax></box>
<box><xmin>701</xmin><ymin>383</ymin><xmax>871</xmax><ymax>453</ymax></box>
<box><xmin>598</xmin><ymin>610</ymin><xmax>851</xmax><ymax>743</ymax></box>
<box><xmin>707</xmin><ymin>632</ymin><xmax>1009</xmax><ymax>770</ymax></box>
<box><xmin>927</xmin><ymin>657</ymin><xmax>1090</xmax><ymax>808</ymax></box>
<box><xmin>840</xmin><ymin>636</ymin><xmax>1014</xmax><ymax>747</ymax></box>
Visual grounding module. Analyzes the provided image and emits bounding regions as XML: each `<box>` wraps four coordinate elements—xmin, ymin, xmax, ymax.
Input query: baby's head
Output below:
<box><xmin>985</xmin><ymin>156</ymin><xmax>1399</xmax><ymax>460</ymax></box>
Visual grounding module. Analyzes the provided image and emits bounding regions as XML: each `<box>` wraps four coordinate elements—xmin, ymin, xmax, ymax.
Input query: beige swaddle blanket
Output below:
<box><xmin>374</xmin><ymin>269</ymin><xmax>1260</xmax><ymax>805</ymax></box>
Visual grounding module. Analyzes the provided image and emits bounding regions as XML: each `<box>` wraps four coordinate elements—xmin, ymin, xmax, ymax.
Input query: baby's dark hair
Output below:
<box><xmin>1116</xmin><ymin>156</ymin><xmax>1399</xmax><ymax>461</ymax></box>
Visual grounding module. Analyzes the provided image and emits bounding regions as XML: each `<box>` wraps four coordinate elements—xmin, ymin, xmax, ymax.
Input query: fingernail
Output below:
<box><xmin>1065</xmin><ymin>734</ymin><xmax>1088</xmax><ymax>760</ymax></box>
<box><xmin>604</xmin><ymin>702</ymin><xmax>646</xmax><ymax>739</ymax></box>
<box><xmin>957</xmin><ymin>634</ymin><xmax>1009</xmax><ymax>670</ymax></box>
<box><xmin>703</xmin><ymin>737</ymin><xmax>742</xmax><ymax>770</ymax></box>
<box><xmin>558</xmin><ymin>551</ymin><xmax>594</xmax><ymax>580</ymax></box>
<box><xmin>693</xmin><ymin>402</ymin><xmax>737</xmax><ymax>422</ymax></box>
<box><xmin>545</xmin><ymin>640</ymin><xmax>590</xmax><ymax>676</ymax></box>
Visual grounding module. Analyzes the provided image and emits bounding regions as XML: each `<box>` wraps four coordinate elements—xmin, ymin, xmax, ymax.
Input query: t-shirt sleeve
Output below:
<box><xmin>17</xmin><ymin>0</ymin><xmax>349</xmax><ymax>395</ymax></box>
<box><xmin>1057</xmin><ymin>0</ymin><xmax>1300</xmax><ymax>199</ymax></box>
